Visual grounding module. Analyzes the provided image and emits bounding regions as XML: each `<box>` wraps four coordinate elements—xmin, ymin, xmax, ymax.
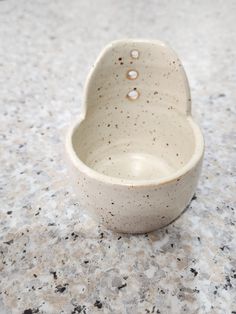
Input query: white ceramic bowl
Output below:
<box><xmin>66</xmin><ymin>39</ymin><xmax>204</xmax><ymax>233</ymax></box>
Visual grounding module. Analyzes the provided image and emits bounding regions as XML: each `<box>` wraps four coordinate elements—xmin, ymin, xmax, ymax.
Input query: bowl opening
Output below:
<box><xmin>71</xmin><ymin>102</ymin><xmax>197</xmax><ymax>182</ymax></box>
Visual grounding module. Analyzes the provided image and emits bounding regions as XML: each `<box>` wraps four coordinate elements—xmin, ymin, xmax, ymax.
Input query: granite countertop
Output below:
<box><xmin>0</xmin><ymin>0</ymin><xmax>235</xmax><ymax>313</ymax></box>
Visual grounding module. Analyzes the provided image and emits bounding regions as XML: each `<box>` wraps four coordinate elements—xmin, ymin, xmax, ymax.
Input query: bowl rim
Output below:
<box><xmin>66</xmin><ymin>115</ymin><xmax>204</xmax><ymax>187</ymax></box>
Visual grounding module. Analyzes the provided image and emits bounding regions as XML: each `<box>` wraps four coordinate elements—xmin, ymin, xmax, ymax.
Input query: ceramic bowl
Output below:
<box><xmin>66</xmin><ymin>39</ymin><xmax>204</xmax><ymax>233</ymax></box>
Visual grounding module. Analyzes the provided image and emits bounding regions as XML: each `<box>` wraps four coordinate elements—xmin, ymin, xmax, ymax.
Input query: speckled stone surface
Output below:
<box><xmin>0</xmin><ymin>1</ymin><xmax>235</xmax><ymax>313</ymax></box>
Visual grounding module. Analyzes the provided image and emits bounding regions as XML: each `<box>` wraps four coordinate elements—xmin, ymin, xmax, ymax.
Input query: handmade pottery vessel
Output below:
<box><xmin>66</xmin><ymin>39</ymin><xmax>204</xmax><ymax>233</ymax></box>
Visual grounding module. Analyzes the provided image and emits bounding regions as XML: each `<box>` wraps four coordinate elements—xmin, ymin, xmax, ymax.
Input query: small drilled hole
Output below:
<box><xmin>127</xmin><ymin>89</ymin><xmax>139</xmax><ymax>100</ymax></box>
<box><xmin>127</xmin><ymin>69</ymin><xmax>138</xmax><ymax>80</ymax></box>
<box><xmin>130</xmin><ymin>49</ymin><xmax>139</xmax><ymax>59</ymax></box>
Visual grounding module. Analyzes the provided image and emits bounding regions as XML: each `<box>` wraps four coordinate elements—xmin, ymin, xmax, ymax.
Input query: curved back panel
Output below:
<box><xmin>82</xmin><ymin>39</ymin><xmax>191</xmax><ymax>117</ymax></box>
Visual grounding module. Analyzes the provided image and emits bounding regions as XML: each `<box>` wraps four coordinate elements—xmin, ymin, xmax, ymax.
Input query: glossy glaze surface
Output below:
<box><xmin>67</xmin><ymin>40</ymin><xmax>204</xmax><ymax>233</ymax></box>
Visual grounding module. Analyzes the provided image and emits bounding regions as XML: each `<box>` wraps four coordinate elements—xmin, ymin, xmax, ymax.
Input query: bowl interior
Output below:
<box><xmin>71</xmin><ymin>102</ymin><xmax>196</xmax><ymax>181</ymax></box>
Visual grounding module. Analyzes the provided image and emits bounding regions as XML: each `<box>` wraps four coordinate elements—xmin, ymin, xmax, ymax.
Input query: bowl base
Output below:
<box><xmin>89</xmin><ymin>150</ymin><xmax>175</xmax><ymax>181</ymax></box>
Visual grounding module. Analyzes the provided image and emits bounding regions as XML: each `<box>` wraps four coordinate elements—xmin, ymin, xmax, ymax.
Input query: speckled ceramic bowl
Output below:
<box><xmin>66</xmin><ymin>39</ymin><xmax>204</xmax><ymax>233</ymax></box>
